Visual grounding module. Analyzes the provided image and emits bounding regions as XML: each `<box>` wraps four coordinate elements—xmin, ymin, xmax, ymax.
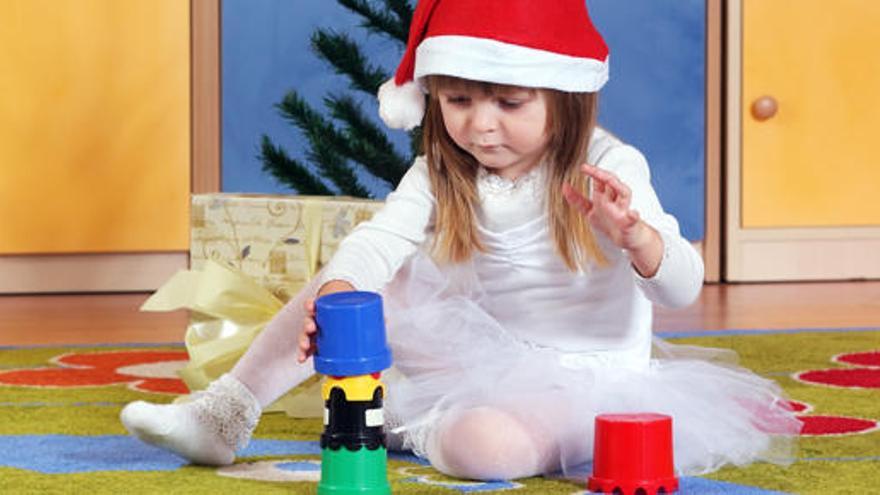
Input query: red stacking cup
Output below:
<box><xmin>587</xmin><ymin>413</ymin><xmax>679</xmax><ymax>495</ymax></box>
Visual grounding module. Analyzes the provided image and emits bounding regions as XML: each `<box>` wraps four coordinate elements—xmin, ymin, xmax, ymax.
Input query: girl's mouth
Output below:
<box><xmin>476</xmin><ymin>144</ymin><xmax>502</xmax><ymax>152</ymax></box>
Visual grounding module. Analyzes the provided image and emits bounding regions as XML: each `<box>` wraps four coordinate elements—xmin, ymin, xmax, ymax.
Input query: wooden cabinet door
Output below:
<box><xmin>0</xmin><ymin>0</ymin><xmax>222</xmax><ymax>292</ymax></box>
<box><xmin>0</xmin><ymin>0</ymin><xmax>190</xmax><ymax>255</ymax></box>
<box><xmin>726</xmin><ymin>0</ymin><xmax>880</xmax><ymax>281</ymax></box>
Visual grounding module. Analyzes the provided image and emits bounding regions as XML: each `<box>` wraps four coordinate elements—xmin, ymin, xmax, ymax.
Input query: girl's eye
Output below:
<box><xmin>499</xmin><ymin>99</ymin><xmax>523</xmax><ymax>109</ymax></box>
<box><xmin>444</xmin><ymin>95</ymin><xmax>470</xmax><ymax>105</ymax></box>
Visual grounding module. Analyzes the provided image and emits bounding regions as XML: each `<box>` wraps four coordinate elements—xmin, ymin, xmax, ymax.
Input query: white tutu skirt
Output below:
<box><xmin>378</xmin><ymin>253</ymin><xmax>802</xmax><ymax>477</ymax></box>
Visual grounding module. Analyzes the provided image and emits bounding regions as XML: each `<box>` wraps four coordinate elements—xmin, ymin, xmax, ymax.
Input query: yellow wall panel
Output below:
<box><xmin>0</xmin><ymin>0</ymin><xmax>190</xmax><ymax>253</ymax></box>
<box><xmin>742</xmin><ymin>0</ymin><xmax>880</xmax><ymax>227</ymax></box>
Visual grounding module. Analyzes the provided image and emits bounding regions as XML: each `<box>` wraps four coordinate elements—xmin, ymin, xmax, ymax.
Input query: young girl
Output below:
<box><xmin>122</xmin><ymin>0</ymin><xmax>801</xmax><ymax>480</ymax></box>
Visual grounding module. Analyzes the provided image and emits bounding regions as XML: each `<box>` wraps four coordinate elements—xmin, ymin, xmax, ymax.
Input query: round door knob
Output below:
<box><xmin>751</xmin><ymin>96</ymin><xmax>778</xmax><ymax>121</ymax></box>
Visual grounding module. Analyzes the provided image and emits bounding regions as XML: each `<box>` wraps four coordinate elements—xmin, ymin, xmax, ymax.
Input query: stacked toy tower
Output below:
<box><xmin>314</xmin><ymin>291</ymin><xmax>393</xmax><ymax>495</ymax></box>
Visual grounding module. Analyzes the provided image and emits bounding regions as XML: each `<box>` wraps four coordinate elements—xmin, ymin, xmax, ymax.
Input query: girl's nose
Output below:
<box><xmin>470</xmin><ymin>102</ymin><xmax>498</xmax><ymax>133</ymax></box>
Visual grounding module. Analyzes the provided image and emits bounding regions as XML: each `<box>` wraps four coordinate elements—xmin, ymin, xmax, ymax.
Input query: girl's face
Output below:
<box><xmin>437</xmin><ymin>85</ymin><xmax>550</xmax><ymax>180</ymax></box>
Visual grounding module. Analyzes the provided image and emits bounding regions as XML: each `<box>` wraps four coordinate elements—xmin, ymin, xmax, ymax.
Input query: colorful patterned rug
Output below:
<box><xmin>1</xmin><ymin>328</ymin><xmax>877</xmax><ymax>494</ymax></box>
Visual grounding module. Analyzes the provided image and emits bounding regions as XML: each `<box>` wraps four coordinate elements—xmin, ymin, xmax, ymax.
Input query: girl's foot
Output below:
<box><xmin>120</xmin><ymin>374</ymin><xmax>260</xmax><ymax>466</ymax></box>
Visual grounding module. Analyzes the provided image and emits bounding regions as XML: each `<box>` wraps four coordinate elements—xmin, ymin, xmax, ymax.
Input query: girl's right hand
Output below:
<box><xmin>296</xmin><ymin>297</ymin><xmax>319</xmax><ymax>363</ymax></box>
<box><xmin>296</xmin><ymin>280</ymin><xmax>356</xmax><ymax>363</ymax></box>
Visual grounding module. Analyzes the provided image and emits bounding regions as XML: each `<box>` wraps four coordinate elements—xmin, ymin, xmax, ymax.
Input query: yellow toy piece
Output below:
<box><xmin>321</xmin><ymin>374</ymin><xmax>385</xmax><ymax>402</ymax></box>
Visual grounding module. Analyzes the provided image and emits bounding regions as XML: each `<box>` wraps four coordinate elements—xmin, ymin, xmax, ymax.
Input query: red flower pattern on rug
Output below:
<box><xmin>790</xmin><ymin>350</ymin><xmax>880</xmax><ymax>436</ymax></box>
<box><xmin>796</xmin><ymin>350</ymin><xmax>880</xmax><ymax>390</ymax></box>
<box><xmin>1</xmin><ymin>348</ymin><xmax>876</xmax><ymax>436</ymax></box>
<box><xmin>788</xmin><ymin>399</ymin><xmax>878</xmax><ymax>436</ymax></box>
<box><xmin>0</xmin><ymin>351</ymin><xmax>189</xmax><ymax>394</ymax></box>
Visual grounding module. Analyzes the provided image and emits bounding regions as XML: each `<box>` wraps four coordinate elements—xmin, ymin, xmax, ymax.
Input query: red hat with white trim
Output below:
<box><xmin>378</xmin><ymin>0</ymin><xmax>610</xmax><ymax>130</ymax></box>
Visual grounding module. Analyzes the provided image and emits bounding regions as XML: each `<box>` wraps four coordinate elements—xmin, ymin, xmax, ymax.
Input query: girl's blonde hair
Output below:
<box><xmin>423</xmin><ymin>75</ymin><xmax>608</xmax><ymax>271</ymax></box>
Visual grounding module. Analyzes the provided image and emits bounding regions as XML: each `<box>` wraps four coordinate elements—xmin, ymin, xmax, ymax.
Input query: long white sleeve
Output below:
<box><xmin>318</xmin><ymin>157</ymin><xmax>435</xmax><ymax>292</ymax></box>
<box><xmin>319</xmin><ymin>129</ymin><xmax>702</xmax><ymax>312</ymax></box>
<box><xmin>592</xmin><ymin>137</ymin><xmax>704</xmax><ymax>308</ymax></box>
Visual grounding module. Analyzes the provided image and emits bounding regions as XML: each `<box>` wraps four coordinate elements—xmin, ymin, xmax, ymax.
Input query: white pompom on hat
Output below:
<box><xmin>377</xmin><ymin>0</ymin><xmax>610</xmax><ymax>130</ymax></box>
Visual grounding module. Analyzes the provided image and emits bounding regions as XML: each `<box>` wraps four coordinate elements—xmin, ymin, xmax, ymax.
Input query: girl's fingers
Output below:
<box><xmin>297</xmin><ymin>327</ymin><xmax>318</xmax><ymax>362</ymax></box>
<box><xmin>626</xmin><ymin>209</ymin><xmax>641</xmax><ymax>226</ymax></box>
<box><xmin>581</xmin><ymin>163</ymin><xmax>609</xmax><ymax>182</ymax></box>
<box><xmin>606</xmin><ymin>184</ymin><xmax>618</xmax><ymax>203</ymax></box>
<box><xmin>609</xmin><ymin>176</ymin><xmax>631</xmax><ymax>205</ymax></box>
<box><xmin>562</xmin><ymin>183</ymin><xmax>593</xmax><ymax>216</ymax></box>
<box><xmin>581</xmin><ymin>163</ymin><xmax>606</xmax><ymax>187</ymax></box>
<box><xmin>297</xmin><ymin>335</ymin><xmax>309</xmax><ymax>362</ymax></box>
<box><xmin>303</xmin><ymin>316</ymin><xmax>315</xmax><ymax>334</ymax></box>
<box><xmin>582</xmin><ymin>163</ymin><xmax>631</xmax><ymax>206</ymax></box>
<box><xmin>583</xmin><ymin>165</ymin><xmax>611</xmax><ymax>201</ymax></box>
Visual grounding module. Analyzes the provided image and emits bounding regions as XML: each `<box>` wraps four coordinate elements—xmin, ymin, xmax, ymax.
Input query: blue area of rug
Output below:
<box><xmin>0</xmin><ymin>435</ymin><xmax>790</xmax><ymax>493</ymax></box>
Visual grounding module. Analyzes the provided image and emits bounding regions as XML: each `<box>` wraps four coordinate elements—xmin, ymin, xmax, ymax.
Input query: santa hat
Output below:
<box><xmin>378</xmin><ymin>0</ymin><xmax>610</xmax><ymax>130</ymax></box>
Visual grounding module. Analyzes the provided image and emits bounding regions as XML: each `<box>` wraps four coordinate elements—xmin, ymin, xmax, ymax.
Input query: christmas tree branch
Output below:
<box><xmin>326</xmin><ymin>94</ymin><xmax>409</xmax><ymax>185</ymax></box>
<box><xmin>276</xmin><ymin>91</ymin><xmax>371</xmax><ymax>197</ymax></box>
<box><xmin>307</xmin><ymin>138</ymin><xmax>372</xmax><ymax>198</ymax></box>
<box><xmin>383</xmin><ymin>0</ymin><xmax>413</xmax><ymax>37</ymax></box>
<box><xmin>338</xmin><ymin>0</ymin><xmax>408</xmax><ymax>44</ymax></box>
<box><xmin>312</xmin><ymin>29</ymin><xmax>388</xmax><ymax>96</ymax></box>
<box><xmin>408</xmin><ymin>127</ymin><xmax>423</xmax><ymax>158</ymax></box>
<box><xmin>260</xmin><ymin>1</ymin><xmax>415</xmax><ymax>197</ymax></box>
<box><xmin>260</xmin><ymin>135</ymin><xmax>334</xmax><ymax>195</ymax></box>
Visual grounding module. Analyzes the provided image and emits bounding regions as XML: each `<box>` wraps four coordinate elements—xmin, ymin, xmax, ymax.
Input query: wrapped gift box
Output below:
<box><xmin>190</xmin><ymin>193</ymin><xmax>383</xmax><ymax>301</ymax></box>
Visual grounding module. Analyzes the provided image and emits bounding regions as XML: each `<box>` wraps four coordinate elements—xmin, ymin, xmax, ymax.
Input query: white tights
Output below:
<box><xmin>424</xmin><ymin>406</ymin><xmax>562</xmax><ymax>480</ymax></box>
<box><xmin>229</xmin><ymin>297</ymin><xmax>314</xmax><ymax>409</ymax></box>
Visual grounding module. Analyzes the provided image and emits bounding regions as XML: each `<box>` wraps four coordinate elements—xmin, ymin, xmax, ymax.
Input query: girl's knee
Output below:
<box><xmin>429</xmin><ymin>407</ymin><xmax>553</xmax><ymax>480</ymax></box>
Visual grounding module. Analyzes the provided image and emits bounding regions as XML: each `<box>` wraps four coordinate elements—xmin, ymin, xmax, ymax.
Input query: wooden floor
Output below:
<box><xmin>1</xmin><ymin>281</ymin><xmax>879</xmax><ymax>346</ymax></box>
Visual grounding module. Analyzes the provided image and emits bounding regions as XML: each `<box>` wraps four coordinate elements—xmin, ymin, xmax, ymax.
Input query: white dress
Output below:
<box><xmin>317</xmin><ymin>128</ymin><xmax>801</xmax><ymax>476</ymax></box>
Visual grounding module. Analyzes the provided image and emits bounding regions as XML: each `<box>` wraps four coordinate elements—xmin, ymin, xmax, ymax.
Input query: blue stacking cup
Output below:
<box><xmin>314</xmin><ymin>291</ymin><xmax>393</xmax><ymax>376</ymax></box>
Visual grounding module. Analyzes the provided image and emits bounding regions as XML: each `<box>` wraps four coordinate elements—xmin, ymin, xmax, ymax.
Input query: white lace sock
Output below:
<box><xmin>120</xmin><ymin>374</ymin><xmax>260</xmax><ymax>466</ymax></box>
<box><xmin>424</xmin><ymin>406</ymin><xmax>561</xmax><ymax>480</ymax></box>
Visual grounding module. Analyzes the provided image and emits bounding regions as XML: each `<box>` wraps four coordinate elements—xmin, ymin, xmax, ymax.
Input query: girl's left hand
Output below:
<box><xmin>562</xmin><ymin>163</ymin><xmax>655</xmax><ymax>252</ymax></box>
